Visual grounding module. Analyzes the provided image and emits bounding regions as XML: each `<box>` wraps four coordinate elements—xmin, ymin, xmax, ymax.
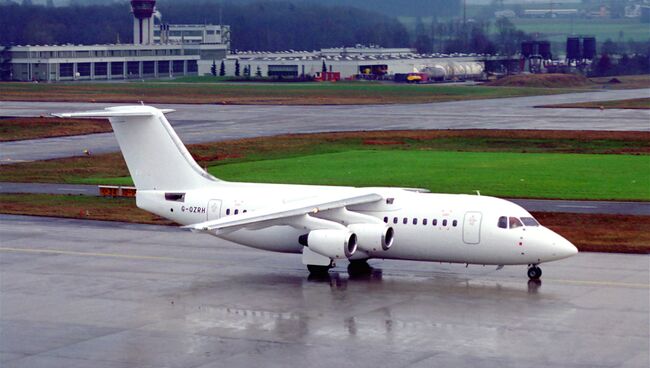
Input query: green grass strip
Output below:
<box><xmin>81</xmin><ymin>150</ymin><xmax>650</xmax><ymax>201</ymax></box>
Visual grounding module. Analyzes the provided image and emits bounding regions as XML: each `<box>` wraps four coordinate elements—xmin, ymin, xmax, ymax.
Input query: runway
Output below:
<box><xmin>1</xmin><ymin>214</ymin><xmax>648</xmax><ymax>368</ymax></box>
<box><xmin>1</xmin><ymin>182</ymin><xmax>649</xmax><ymax>215</ymax></box>
<box><xmin>1</xmin><ymin>88</ymin><xmax>649</xmax><ymax>163</ymax></box>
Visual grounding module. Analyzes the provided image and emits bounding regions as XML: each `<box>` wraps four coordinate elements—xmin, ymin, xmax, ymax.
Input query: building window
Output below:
<box><xmin>142</xmin><ymin>61</ymin><xmax>155</xmax><ymax>74</ymax></box>
<box><xmin>158</xmin><ymin>61</ymin><xmax>169</xmax><ymax>74</ymax></box>
<box><xmin>94</xmin><ymin>62</ymin><xmax>108</xmax><ymax>76</ymax></box>
<box><xmin>173</xmin><ymin>60</ymin><xmax>184</xmax><ymax>73</ymax></box>
<box><xmin>59</xmin><ymin>63</ymin><xmax>73</xmax><ymax>77</ymax></box>
<box><xmin>111</xmin><ymin>62</ymin><xmax>124</xmax><ymax>76</ymax></box>
<box><xmin>77</xmin><ymin>63</ymin><xmax>91</xmax><ymax>77</ymax></box>
<box><xmin>187</xmin><ymin>60</ymin><xmax>198</xmax><ymax>73</ymax></box>
<box><xmin>127</xmin><ymin>61</ymin><xmax>139</xmax><ymax>76</ymax></box>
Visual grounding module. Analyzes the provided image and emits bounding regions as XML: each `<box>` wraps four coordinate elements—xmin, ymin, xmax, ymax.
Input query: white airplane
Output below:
<box><xmin>55</xmin><ymin>105</ymin><xmax>578</xmax><ymax>279</ymax></box>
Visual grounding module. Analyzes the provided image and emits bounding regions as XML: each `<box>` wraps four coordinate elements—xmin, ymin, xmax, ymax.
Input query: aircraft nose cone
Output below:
<box><xmin>551</xmin><ymin>234</ymin><xmax>578</xmax><ymax>260</ymax></box>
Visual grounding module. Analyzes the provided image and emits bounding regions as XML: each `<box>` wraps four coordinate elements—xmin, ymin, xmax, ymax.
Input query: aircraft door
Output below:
<box><xmin>207</xmin><ymin>199</ymin><xmax>222</xmax><ymax>221</ymax></box>
<box><xmin>463</xmin><ymin>211</ymin><xmax>482</xmax><ymax>244</ymax></box>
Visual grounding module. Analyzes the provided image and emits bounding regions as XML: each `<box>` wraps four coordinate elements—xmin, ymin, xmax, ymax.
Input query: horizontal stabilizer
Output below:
<box><xmin>52</xmin><ymin>106</ymin><xmax>175</xmax><ymax>119</ymax></box>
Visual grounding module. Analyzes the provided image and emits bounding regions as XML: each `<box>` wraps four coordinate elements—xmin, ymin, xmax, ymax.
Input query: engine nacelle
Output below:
<box><xmin>302</xmin><ymin>229</ymin><xmax>357</xmax><ymax>259</ymax></box>
<box><xmin>348</xmin><ymin>224</ymin><xmax>394</xmax><ymax>252</ymax></box>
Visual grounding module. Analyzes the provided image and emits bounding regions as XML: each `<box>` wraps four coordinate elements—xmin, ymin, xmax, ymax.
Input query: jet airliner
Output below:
<box><xmin>54</xmin><ymin>105</ymin><xmax>578</xmax><ymax>279</ymax></box>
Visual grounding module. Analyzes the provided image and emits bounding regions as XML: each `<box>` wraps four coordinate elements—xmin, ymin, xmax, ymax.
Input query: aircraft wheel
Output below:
<box><xmin>307</xmin><ymin>264</ymin><xmax>331</xmax><ymax>275</ymax></box>
<box><xmin>527</xmin><ymin>266</ymin><xmax>542</xmax><ymax>280</ymax></box>
<box><xmin>348</xmin><ymin>260</ymin><xmax>372</xmax><ymax>276</ymax></box>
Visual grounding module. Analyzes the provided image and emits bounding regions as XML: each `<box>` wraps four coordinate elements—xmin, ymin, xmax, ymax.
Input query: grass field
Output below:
<box><xmin>0</xmin><ymin>194</ymin><xmax>170</xmax><ymax>225</ymax></box>
<box><xmin>0</xmin><ymin>81</ymin><xmax>573</xmax><ymax>105</ymax></box>
<box><xmin>0</xmin><ymin>117</ymin><xmax>111</xmax><ymax>142</ymax></box>
<box><xmin>539</xmin><ymin>97</ymin><xmax>650</xmax><ymax>110</ymax></box>
<box><xmin>77</xmin><ymin>150</ymin><xmax>650</xmax><ymax>201</ymax></box>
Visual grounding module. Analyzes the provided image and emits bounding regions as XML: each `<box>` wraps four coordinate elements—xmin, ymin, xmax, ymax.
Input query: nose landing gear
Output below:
<box><xmin>527</xmin><ymin>265</ymin><xmax>542</xmax><ymax>280</ymax></box>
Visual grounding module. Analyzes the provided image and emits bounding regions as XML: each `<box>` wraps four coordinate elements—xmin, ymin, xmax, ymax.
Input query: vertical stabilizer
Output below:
<box><xmin>54</xmin><ymin>105</ymin><xmax>218</xmax><ymax>190</ymax></box>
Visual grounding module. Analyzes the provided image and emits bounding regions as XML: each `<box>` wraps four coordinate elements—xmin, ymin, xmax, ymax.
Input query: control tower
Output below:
<box><xmin>131</xmin><ymin>0</ymin><xmax>156</xmax><ymax>44</ymax></box>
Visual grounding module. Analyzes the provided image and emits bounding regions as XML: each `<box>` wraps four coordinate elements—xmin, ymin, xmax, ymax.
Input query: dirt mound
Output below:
<box><xmin>486</xmin><ymin>73</ymin><xmax>592</xmax><ymax>88</ymax></box>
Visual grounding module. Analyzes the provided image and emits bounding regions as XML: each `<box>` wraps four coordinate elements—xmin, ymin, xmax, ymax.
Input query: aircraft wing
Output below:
<box><xmin>183</xmin><ymin>191</ymin><xmax>383</xmax><ymax>233</ymax></box>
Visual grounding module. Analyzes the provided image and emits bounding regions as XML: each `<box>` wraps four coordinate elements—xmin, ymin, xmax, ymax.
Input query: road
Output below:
<box><xmin>1</xmin><ymin>182</ymin><xmax>649</xmax><ymax>215</ymax></box>
<box><xmin>1</xmin><ymin>88</ymin><xmax>649</xmax><ymax>163</ymax></box>
<box><xmin>0</xmin><ymin>214</ymin><xmax>647</xmax><ymax>368</ymax></box>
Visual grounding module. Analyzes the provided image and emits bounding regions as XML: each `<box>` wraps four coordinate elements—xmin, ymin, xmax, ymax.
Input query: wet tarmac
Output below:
<box><xmin>1</xmin><ymin>88</ymin><xmax>649</xmax><ymax>163</ymax></box>
<box><xmin>1</xmin><ymin>214</ymin><xmax>648</xmax><ymax>368</ymax></box>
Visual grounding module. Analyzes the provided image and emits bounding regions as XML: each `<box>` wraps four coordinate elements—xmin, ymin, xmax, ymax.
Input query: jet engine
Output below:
<box><xmin>348</xmin><ymin>224</ymin><xmax>394</xmax><ymax>252</ymax></box>
<box><xmin>301</xmin><ymin>229</ymin><xmax>357</xmax><ymax>259</ymax></box>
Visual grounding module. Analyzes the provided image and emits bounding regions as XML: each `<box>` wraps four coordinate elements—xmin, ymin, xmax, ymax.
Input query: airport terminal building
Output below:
<box><xmin>4</xmin><ymin>0</ymin><xmax>230</xmax><ymax>81</ymax></box>
<box><xmin>3</xmin><ymin>0</ymin><xmax>484</xmax><ymax>82</ymax></box>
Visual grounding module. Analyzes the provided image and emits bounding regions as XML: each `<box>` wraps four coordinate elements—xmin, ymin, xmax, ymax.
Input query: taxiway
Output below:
<box><xmin>1</xmin><ymin>214</ymin><xmax>648</xmax><ymax>368</ymax></box>
<box><xmin>1</xmin><ymin>88</ymin><xmax>649</xmax><ymax>163</ymax></box>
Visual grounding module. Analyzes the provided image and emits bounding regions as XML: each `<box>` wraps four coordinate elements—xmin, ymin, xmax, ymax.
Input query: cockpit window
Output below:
<box><xmin>498</xmin><ymin>216</ymin><xmax>507</xmax><ymax>229</ymax></box>
<box><xmin>509</xmin><ymin>217</ymin><xmax>523</xmax><ymax>229</ymax></box>
<box><xmin>521</xmin><ymin>217</ymin><xmax>539</xmax><ymax>227</ymax></box>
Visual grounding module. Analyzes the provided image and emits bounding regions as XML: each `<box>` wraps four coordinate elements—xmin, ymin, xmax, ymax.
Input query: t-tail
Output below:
<box><xmin>53</xmin><ymin>105</ymin><xmax>218</xmax><ymax>191</ymax></box>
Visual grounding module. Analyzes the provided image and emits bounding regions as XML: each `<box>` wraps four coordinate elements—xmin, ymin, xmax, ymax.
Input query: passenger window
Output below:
<box><xmin>393</xmin><ymin>217</ymin><xmax>398</xmax><ymax>224</ymax></box>
<box><xmin>243</xmin><ymin>210</ymin><xmax>247</xmax><ymax>213</ymax></box>
<box><xmin>423</xmin><ymin>219</ymin><xmax>428</xmax><ymax>225</ymax></box>
<box><xmin>442</xmin><ymin>219</ymin><xmax>448</xmax><ymax>227</ymax></box>
<box><xmin>403</xmin><ymin>218</ymin><xmax>408</xmax><ymax>224</ymax></box>
<box><xmin>384</xmin><ymin>216</ymin><xmax>388</xmax><ymax>223</ymax></box>
<box><xmin>509</xmin><ymin>217</ymin><xmax>523</xmax><ymax>229</ymax></box>
<box><xmin>413</xmin><ymin>218</ymin><xmax>418</xmax><ymax>225</ymax></box>
<box><xmin>521</xmin><ymin>217</ymin><xmax>539</xmax><ymax>227</ymax></box>
<box><xmin>234</xmin><ymin>209</ymin><xmax>239</xmax><ymax>215</ymax></box>
<box><xmin>498</xmin><ymin>216</ymin><xmax>507</xmax><ymax>229</ymax></box>
<box><xmin>452</xmin><ymin>220</ymin><xmax>458</xmax><ymax>227</ymax></box>
<box><xmin>432</xmin><ymin>219</ymin><xmax>438</xmax><ymax>226</ymax></box>
<box><xmin>226</xmin><ymin>208</ymin><xmax>230</xmax><ymax>215</ymax></box>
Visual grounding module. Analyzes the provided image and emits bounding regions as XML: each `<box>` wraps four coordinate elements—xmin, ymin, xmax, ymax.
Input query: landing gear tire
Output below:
<box><xmin>347</xmin><ymin>260</ymin><xmax>372</xmax><ymax>277</ymax></box>
<box><xmin>307</xmin><ymin>264</ymin><xmax>332</xmax><ymax>275</ymax></box>
<box><xmin>527</xmin><ymin>266</ymin><xmax>542</xmax><ymax>280</ymax></box>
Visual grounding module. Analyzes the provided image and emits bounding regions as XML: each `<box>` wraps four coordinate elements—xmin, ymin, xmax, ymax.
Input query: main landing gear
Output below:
<box><xmin>527</xmin><ymin>265</ymin><xmax>542</xmax><ymax>280</ymax></box>
<box><xmin>347</xmin><ymin>259</ymin><xmax>373</xmax><ymax>277</ymax></box>
<box><xmin>307</xmin><ymin>263</ymin><xmax>333</xmax><ymax>276</ymax></box>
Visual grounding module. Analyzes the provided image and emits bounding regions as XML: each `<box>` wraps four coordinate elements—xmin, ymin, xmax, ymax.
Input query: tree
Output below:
<box><xmin>255</xmin><ymin>65</ymin><xmax>262</xmax><ymax>77</ymax></box>
<box><xmin>243</xmin><ymin>65</ymin><xmax>250</xmax><ymax>77</ymax></box>
<box><xmin>322</xmin><ymin>60</ymin><xmax>327</xmax><ymax>74</ymax></box>
<box><xmin>414</xmin><ymin>34</ymin><xmax>432</xmax><ymax>54</ymax></box>
<box><xmin>210</xmin><ymin>60</ymin><xmax>217</xmax><ymax>76</ymax></box>
<box><xmin>219</xmin><ymin>60</ymin><xmax>225</xmax><ymax>76</ymax></box>
<box><xmin>234</xmin><ymin>59</ymin><xmax>240</xmax><ymax>76</ymax></box>
<box><xmin>594</xmin><ymin>54</ymin><xmax>613</xmax><ymax>76</ymax></box>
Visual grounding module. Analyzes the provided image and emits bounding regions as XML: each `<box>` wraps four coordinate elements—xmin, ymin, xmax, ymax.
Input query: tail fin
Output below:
<box><xmin>54</xmin><ymin>105</ymin><xmax>218</xmax><ymax>190</ymax></box>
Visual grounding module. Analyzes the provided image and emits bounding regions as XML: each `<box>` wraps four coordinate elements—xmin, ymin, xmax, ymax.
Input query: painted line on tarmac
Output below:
<box><xmin>1</xmin><ymin>246</ymin><xmax>648</xmax><ymax>289</ymax></box>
